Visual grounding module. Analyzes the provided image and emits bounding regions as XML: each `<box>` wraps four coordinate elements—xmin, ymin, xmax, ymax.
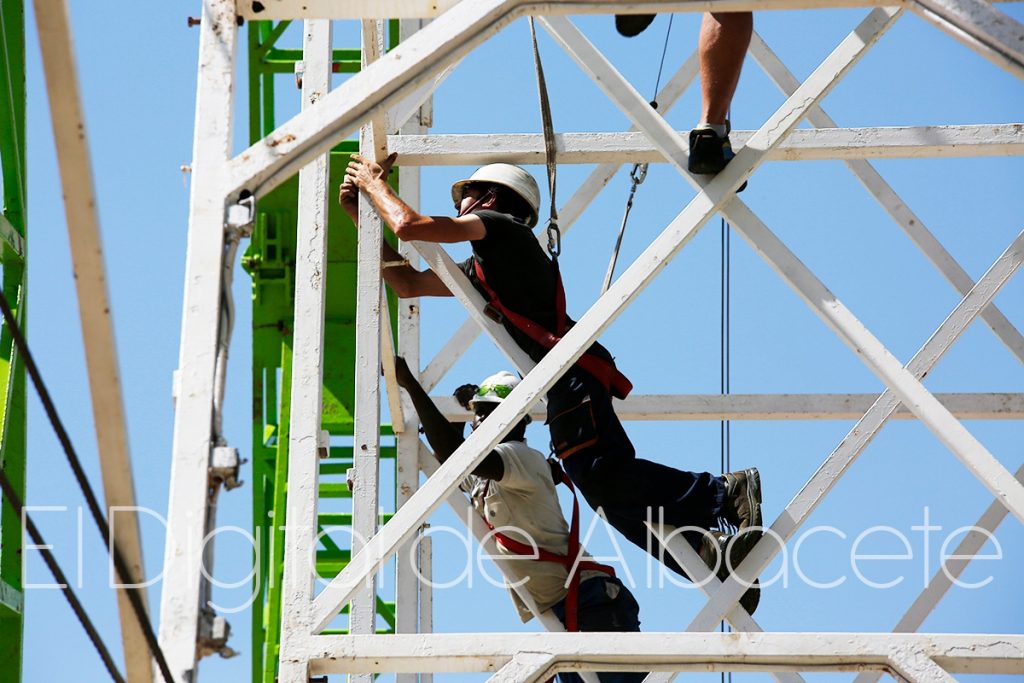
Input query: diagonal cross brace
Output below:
<box><xmin>853</xmin><ymin>463</ymin><xmax>1024</xmax><ymax>683</ymax></box>
<box><xmin>641</xmin><ymin>523</ymin><xmax>806</xmax><ymax>683</ymax></box>
<box><xmin>748</xmin><ymin>32</ymin><xmax>1024</xmax><ymax>365</ymax></box>
<box><xmin>688</xmin><ymin>229</ymin><xmax>1024</xmax><ymax>631</ymax></box>
<box><xmin>542</xmin><ymin>5</ymin><xmax>1024</xmax><ymax>544</ymax></box>
<box><xmin>308</xmin><ymin>6</ymin><xmax>898</xmax><ymax>632</ymax></box>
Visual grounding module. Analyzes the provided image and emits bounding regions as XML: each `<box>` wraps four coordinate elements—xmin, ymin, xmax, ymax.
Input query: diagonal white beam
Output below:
<box><xmin>688</xmin><ymin>230</ymin><xmax>1024</xmax><ymax>631</ymax></box>
<box><xmin>418</xmin><ymin>444</ymin><xmax>600</xmax><ymax>683</ymax></box>
<box><xmin>33</xmin><ymin>0</ymin><xmax>150</xmax><ymax>679</ymax></box>
<box><xmin>888</xmin><ymin>652</ymin><xmax>959</xmax><ymax>683</ymax></box>
<box><xmin>309</xmin><ymin>6</ymin><xmax>893</xmax><ymax>632</ymax></box>
<box><xmin>488</xmin><ymin>653</ymin><xmax>558</xmax><ymax>683</ymax></box>
<box><xmin>277</xmin><ymin>19</ymin><xmax>332</xmax><ymax>683</ymax></box>
<box><xmin>418</xmin><ymin>52</ymin><xmax>701</xmax><ymax>392</ymax></box>
<box><xmin>853</xmin><ymin>464</ymin><xmax>1024</xmax><ymax>683</ymax></box>
<box><xmin>910</xmin><ymin>0</ymin><xmax>1024</xmax><ymax>79</ymax></box>
<box><xmin>643</xmin><ymin>523</ymin><xmax>806</xmax><ymax>683</ymax></box>
<box><xmin>546</xmin><ymin>3</ymin><xmax>1024</xmax><ymax>545</ymax></box>
<box><xmin>542</xmin><ymin>6</ymin><xmax>1024</xmax><ymax>630</ymax></box>
<box><xmin>409</xmin><ymin>241</ymin><xmax>539</xmax><ymax>376</ymax></box>
<box><xmin>748</xmin><ymin>33</ymin><xmax>1024</xmax><ymax>364</ymax></box>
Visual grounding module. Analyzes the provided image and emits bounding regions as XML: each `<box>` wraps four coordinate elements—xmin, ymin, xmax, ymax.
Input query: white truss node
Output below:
<box><xmin>164</xmin><ymin>0</ymin><xmax>1024</xmax><ymax>680</ymax></box>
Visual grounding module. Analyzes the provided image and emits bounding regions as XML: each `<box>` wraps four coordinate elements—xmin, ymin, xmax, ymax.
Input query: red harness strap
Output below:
<box><xmin>473</xmin><ymin>258</ymin><xmax>633</xmax><ymax>400</ymax></box>
<box><xmin>484</xmin><ymin>469</ymin><xmax>614</xmax><ymax>631</ymax></box>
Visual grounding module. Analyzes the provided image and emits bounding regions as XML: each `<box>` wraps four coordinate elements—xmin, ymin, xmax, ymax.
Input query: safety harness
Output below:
<box><xmin>482</xmin><ymin>465</ymin><xmax>614</xmax><ymax>631</ymax></box>
<box><xmin>473</xmin><ymin>258</ymin><xmax>633</xmax><ymax>400</ymax></box>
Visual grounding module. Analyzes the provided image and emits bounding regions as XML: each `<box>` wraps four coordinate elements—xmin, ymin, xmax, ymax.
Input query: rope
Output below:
<box><xmin>528</xmin><ymin>17</ymin><xmax>561</xmax><ymax>259</ymax></box>
<box><xmin>0</xmin><ymin>289</ymin><xmax>176</xmax><ymax>683</ymax></box>
<box><xmin>601</xmin><ymin>15</ymin><xmax>675</xmax><ymax>293</ymax></box>
<box><xmin>719</xmin><ymin>217</ymin><xmax>734</xmax><ymax>679</ymax></box>
<box><xmin>0</xmin><ymin>467</ymin><xmax>126</xmax><ymax>683</ymax></box>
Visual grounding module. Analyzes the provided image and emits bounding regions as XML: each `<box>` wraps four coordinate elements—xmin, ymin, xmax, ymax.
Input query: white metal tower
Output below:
<box><xmin>160</xmin><ymin>1</ymin><xmax>1024</xmax><ymax>681</ymax></box>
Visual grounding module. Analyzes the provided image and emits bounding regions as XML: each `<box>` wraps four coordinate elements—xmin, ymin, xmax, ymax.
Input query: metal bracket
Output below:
<box><xmin>197</xmin><ymin>607</ymin><xmax>239</xmax><ymax>660</ymax></box>
<box><xmin>318</xmin><ymin>429</ymin><xmax>330</xmax><ymax>459</ymax></box>
<box><xmin>225</xmin><ymin>194</ymin><xmax>256</xmax><ymax>239</ymax></box>
<box><xmin>209</xmin><ymin>446</ymin><xmax>244</xmax><ymax>491</ymax></box>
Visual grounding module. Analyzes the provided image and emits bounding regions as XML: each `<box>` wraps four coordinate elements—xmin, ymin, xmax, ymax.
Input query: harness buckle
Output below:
<box><xmin>483</xmin><ymin>303</ymin><xmax>505</xmax><ymax>324</ymax></box>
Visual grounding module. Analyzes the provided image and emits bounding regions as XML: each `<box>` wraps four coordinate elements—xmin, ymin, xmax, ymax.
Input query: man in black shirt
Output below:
<box><xmin>340</xmin><ymin>156</ymin><xmax>763</xmax><ymax>612</ymax></box>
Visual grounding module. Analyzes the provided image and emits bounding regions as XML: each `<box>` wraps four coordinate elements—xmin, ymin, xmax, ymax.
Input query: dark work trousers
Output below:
<box><xmin>547</xmin><ymin>368</ymin><xmax>726</xmax><ymax>577</ymax></box>
<box><xmin>551</xmin><ymin>576</ymin><xmax>647</xmax><ymax>683</ymax></box>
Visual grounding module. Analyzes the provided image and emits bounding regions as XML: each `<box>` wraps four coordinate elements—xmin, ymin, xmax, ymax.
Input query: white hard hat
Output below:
<box><xmin>451</xmin><ymin>164</ymin><xmax>541</xmax><ymax>227</ymax></box>
<box><xmin>469</xmin><ymin>370</ymin><xmax>521</xmax><ymax>406</ymax></box>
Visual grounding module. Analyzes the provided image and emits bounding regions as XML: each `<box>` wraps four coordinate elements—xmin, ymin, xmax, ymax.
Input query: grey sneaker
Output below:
<box><xmin>698</xmin><ymin>531</ymin><xmax>761</xmax><ymax>614</ymax></box>
<box><xmin>720</xmin><ymin>467</ymin><xmax>762</xmax><ymax>530</ymax></box>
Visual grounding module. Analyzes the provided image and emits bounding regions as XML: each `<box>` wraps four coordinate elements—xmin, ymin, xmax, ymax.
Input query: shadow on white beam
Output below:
<box><xmin>238</xmin><ymin>0</ymin><xmax>898</xmax><ymax>21</ymax></box>
<box><xmin>431</xmin><ymin>392</ymin><xmax>1024</xmax><ymax>422</ymax></box>
<box><xmin>388</xmin><ymin>125</ymin><xmax>1024</xmax><ymax>165</ymax></box>
<box><xmin>296</xmin><ymin>632</ymin><xmax>1024</xmax><ymax>675</ymax></box>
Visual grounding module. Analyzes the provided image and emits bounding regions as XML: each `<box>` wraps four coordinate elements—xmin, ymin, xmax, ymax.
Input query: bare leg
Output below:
<box><xmin>699</xmin><ymin>12</ymin><xmax>753</xmax><ymax>125</ymax></box>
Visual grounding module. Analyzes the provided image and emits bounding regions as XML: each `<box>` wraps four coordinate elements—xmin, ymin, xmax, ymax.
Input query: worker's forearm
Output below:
<box><xmin>402</xmin><ymin>375</ymin><xmax>465</xmax><ymax>464</ymax></box>
<box><xmin>364</xmin><ymin>177</ymin><xmax>420</xmax><ymax>234</ymax></box>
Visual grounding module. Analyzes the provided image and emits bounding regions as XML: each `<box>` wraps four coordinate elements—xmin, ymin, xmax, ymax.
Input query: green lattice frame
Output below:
<box><xmin>0</xmin><ymin>0</ymin><xmax>28</xmax><ymax>680</ymax></box>
<box><xmin>245</xmin><ymin>20</ymin><xmax>401</xmax><ymax>683</ymax></box>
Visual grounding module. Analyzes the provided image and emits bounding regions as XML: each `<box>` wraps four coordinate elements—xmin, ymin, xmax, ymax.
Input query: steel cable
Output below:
<box><xmin>0</xmin><ymin>288</ymin><xmax>176</xmax><ymax>683</ymax></box>
<box><xmin>0</xmin><ymin>467</ymin><xmax>126</xmax><ymax>683</ymax></box>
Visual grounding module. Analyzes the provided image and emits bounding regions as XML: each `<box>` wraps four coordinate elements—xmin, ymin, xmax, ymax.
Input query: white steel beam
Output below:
<box><xmin>543</xmin><ymin>5</ymin><xmax>1024</xmax><ymax>627</ymax></box>
<box><xmin>415</xmin><ymin>51</ymin><xmax>701</xmax><ymax>388</ymax></box>
<box><xmin>237</xmin><ymin>0</ymin><xmax>911</xmax><ymax>21</ymax></box>
<box><xmin>158</xmin><ymin>1</ymin><xmax>237</xmax><ymax>680</ymax></box>
<box><xmin>644</xmin><ymin>524</ymin><xmax>806</xmax><ymax>683</ymax></box>
<box><xmin>296</xmin><ymin>633</ymin><xmax>1024</xmax><ymax>675</ymax></box>
<box><xmin>487</xmin><ymin>653</ymin><xmax>558</xmax><ymax>683</ymax></box>
<box><xmin>688</xmin><ymin>230</ymin><xmax>1024</xmax><ymax>631</ymax></box>
<box><xmin>394</xmin><ymin>65</ymin><xmax>426</xmax><ymax>682</ymax></box>
<box><xmin>350</xmin><ymin>19</ymin><xmax>387</xmax><ymax>669</ymax></box>
<box><xmin>226</xmin><ymin>0</ymin><xmax>926</xmax><ymax>200</ymax></box>
<box><xmin>853</xmin><ymin>464</ymin><xmax>1024</xmax><ymax>683</ymax></box>
<box><xmin>308</xmin><ymin>5</ymin><xmax>892</xmax><ymax>632</ymax></box>
<box><xmin>431</xmin><ymin>392</ymin><xmax>1024</xmax><ymax>422</ymax></box>
<box><xmin>33</xmin><ymin>1</ymin><xmax>151</xmax><ymax>680</ymax></box>
<box><xmin>911</xmin><ymin>0</ymin><xmax>1024</xmax><ymax>79</ymax></box>
<box><xmin>887</xmin><ymin>652</ymin><xmax>958</xmax><ymax>683</ymax></box>
<box><xmin>749</xmin><ymin>33</ymin><xmax>1024</xmax><ymax>365</ymax></box>
<box><xmin>417</xmin><ymin>444</ymin><xmax>601</xmax><ymax>683</ymax></box>
<box><xmin>276</xmin><ymin>19</ymin><xmax>332</xmax><ymax>683</ymax></box>
<box><xmin>388</xmin><ymin>125</ymin><xmax>1024</xmax><ymax>165</ymax></box>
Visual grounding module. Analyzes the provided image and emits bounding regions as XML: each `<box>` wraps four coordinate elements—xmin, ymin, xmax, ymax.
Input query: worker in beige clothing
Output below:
<box><xmin>394</xmin><ymin>358</ymin><xmax>646</xmax><ymax>683</ymax></box>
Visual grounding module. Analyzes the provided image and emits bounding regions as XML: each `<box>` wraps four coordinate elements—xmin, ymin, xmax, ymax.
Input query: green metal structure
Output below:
<box><xmin>244</xmin><ymin>20</ymin><xmax>401</xmax><ymax>683</ymax></box>
<box><xmin>0</xmin><ymin>0</ymin><xmax>28</xmax><ymax>679</ymax></box>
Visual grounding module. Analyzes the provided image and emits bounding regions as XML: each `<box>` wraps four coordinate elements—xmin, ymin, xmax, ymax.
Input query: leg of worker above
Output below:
<box><xmin>689</xmin><ymin>12</ymin><xmax>753</xmax><ymax>177</ymax></box>
<box><xmin>548</xmin><ymin>370</ymin><xmax>761</xmax><ymax>547</ymax></box>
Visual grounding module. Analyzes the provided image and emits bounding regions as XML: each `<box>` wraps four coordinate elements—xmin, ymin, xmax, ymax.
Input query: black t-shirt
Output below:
<box><xmin>459</xmin><ymin>210</ymin><xmax>614</xmax><ymax>365</ymax></box>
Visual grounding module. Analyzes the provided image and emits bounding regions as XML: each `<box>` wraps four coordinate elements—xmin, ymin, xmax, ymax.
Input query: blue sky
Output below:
<box><xmin>18</xmin><ymin>2</ymin><xmax>1024</xmax><ymax>682</ymax></box>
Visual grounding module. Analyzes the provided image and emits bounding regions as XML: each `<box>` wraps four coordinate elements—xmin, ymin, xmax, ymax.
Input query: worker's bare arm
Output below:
<box><xmin>345</xmin><ymin>153</ymin><xmax>486</xmax><ymax>243</ymax></box>
<box><xmin>394</xmin><ymin>357</ymin><xmax>504</xmax><ymax>481</ymax></box>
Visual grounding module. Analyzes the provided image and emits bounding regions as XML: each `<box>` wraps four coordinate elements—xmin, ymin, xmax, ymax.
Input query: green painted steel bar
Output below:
<box><xmin>0</xmin><ymin>0</ymin><xmax>26</xmax><ymax>679</ymax></box>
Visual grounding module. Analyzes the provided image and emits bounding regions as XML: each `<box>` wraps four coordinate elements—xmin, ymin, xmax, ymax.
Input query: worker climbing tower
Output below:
<box><xmin>158</xmin><ymin>0</ymin><xmax>1024</xmax><ymax>681</ymax></box>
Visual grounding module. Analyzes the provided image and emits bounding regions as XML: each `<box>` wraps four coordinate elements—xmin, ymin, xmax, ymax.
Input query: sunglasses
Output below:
<box><xmin>477</xmin><ymin>383</ymin><xmax>514</xmax><ymax>399</ymax></box>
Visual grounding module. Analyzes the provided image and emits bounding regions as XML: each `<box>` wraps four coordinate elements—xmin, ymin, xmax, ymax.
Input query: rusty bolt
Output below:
<box><xmin>187</xmin><ymin>16</ymin><xmax>201</xmax><ymax>27</ymax></box>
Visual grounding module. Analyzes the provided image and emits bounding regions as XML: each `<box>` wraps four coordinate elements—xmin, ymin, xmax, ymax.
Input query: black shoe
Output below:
<box><xmin>720</xmin><ymin>467</ymin><xmax>763</xmax><ymax>531</ymax></box>
<box><xmin>615</xmin><ymin>14</ymin><xmax>656</xmax><ymax>37</ymax></box>
<box><xmin>688</xmin><ymin>127</ymin><xmax>748</xmax><ymax>192</ymax></box>
<box><xmin>698</xmin><ymin>530</ymin><xmax>761</xmax><ymax>614</ymax></box>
